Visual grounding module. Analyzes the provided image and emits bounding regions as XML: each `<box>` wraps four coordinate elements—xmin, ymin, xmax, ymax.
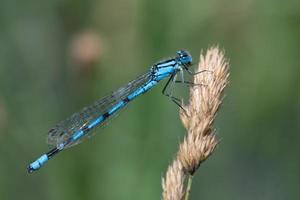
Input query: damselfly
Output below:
<box><xmin>27</xmin><ymin>50</ymin><xmax>199</xmax><ymax>173</ymax></box>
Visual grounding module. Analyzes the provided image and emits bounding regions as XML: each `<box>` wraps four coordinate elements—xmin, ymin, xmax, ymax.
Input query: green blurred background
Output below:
<box><xmin>0</xmin><ymin>0</ymin><xmax>300</xmax><ymax>199</ymax></box>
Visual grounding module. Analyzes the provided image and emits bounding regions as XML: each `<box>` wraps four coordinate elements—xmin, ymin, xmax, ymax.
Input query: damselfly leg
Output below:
<box><xmin>162</xmin><ymin>74</ymin><xmax>186</xmax><ymax>111</ymax></box>
<box><xmin>162</xmin><ymin>68</ymin><xmax>208</xmax><ymax>114</ymax></box>
<box><xmin>184</xmin><ymin>64</ymin><xmax>212</xmax><ymax>76</ymax></box>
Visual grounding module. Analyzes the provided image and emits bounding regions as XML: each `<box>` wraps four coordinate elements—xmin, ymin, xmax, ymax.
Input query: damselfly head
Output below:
<box><xmin>176</xmin><ymin>50</ymin><xmax>192</xmax><ymax>67</ymax></box>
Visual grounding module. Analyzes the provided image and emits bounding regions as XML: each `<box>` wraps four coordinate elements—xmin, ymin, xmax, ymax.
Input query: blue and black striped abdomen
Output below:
<box><xmin>47</xmin><ymin>72</ymin><xmax>152</xmax><ymax>148</ymax></box>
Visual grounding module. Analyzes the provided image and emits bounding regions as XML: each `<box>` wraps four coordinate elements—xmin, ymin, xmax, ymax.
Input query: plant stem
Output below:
<box><xmin>184</xmin><ymin>174</ymin><xmax>193</xmax><ymax>200</ymax></box>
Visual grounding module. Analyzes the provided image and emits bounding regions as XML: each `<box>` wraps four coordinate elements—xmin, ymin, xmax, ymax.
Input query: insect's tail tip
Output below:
<box><xmin>27</xmin><ymin>165</ymin><xmax>34</xmax><ymax>174</ymax></box>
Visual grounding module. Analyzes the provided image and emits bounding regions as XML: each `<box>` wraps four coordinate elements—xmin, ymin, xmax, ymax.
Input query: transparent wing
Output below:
<box><xmin>47</xmin><ymin>71</ymin><xmax>152</xmax><ymax>148</ymax></box>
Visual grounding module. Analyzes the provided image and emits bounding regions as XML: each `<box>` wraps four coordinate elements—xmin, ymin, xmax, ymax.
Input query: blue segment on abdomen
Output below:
<box><xmin>72</xmin><ymin>130</ymin><xmax>84</xmax><ymax>141</ymax></box>
<box><xmin>127</xmin><ymin>87</ymin><xmax>145</xmax><ymax>100</ymax></box>
<box><xmin>127</xmin><ymin>80</ymin><xmax>158</xmax><ymax>100</ymax></box>
<box><xmin>108</xmin><ymin>101</ymin><xmax>125</xmax><ymax>115</ymax></box>
<box><xmin>143</xmin><ymin>80</ymin><xmax>158</xmax><ymax>91</ymax></box>
<box><xmin>88</xmin><ymin>115</ymin><xmax>104</xmax><ymax>129</ymax></box>
<box><xmin>30</xmin><ymin>154</ymin><xmax>48</xmax><ymax>170</ymax></box>
<box><xmin>71</xmin><ymin>114</ymin><xmax>105</xmax><ymax>141</ymax></box>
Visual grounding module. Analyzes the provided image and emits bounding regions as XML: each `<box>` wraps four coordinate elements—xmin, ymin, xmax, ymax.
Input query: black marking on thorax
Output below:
<box><xmin>156</xmin><ymin>58</ymin><xmax>173</xmax><ymax>65</ymax></box>
<box><xmin>156</xmin><ymin>59</ymin><xmax>177</xmax><ymax>69</ymax></box>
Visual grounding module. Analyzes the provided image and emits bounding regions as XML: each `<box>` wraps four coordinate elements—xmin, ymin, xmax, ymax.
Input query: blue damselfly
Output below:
<box><xmin>27</xmin><ymin>50</ymin><xmax>198</xmax><ymax>173</ymax></box>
